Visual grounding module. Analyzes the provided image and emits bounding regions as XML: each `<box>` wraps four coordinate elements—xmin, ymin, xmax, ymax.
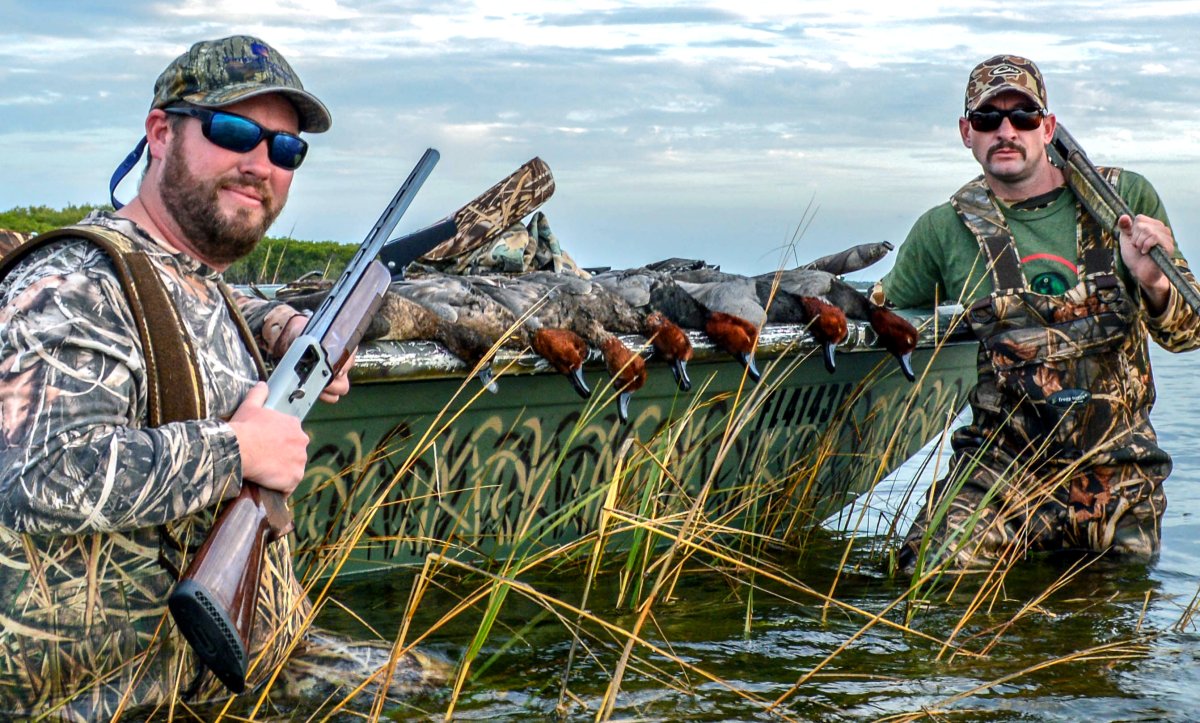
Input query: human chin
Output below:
<box><xmin>162</xmin><ymin>157</ymin><xmax>276</xmax><ymax>265</ymax></box>
<box><xmin>217</xmin><ymin>179</ymin><xmax>278</xmax><ymax>233</ymax></box>
<box><xmin>984</xmin><ymin>153</ymin><xmax>1030</xmax><ymax>181</ymax></box>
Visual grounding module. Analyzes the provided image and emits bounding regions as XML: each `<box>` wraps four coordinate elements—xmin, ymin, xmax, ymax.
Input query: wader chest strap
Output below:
<box><xmin>951</xmin><ymin>176</ymin><xmax>1025</xmax><ymax>292</ymax></box>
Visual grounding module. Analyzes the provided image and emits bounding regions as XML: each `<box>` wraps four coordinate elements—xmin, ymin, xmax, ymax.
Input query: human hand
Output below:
<box><xmin>276</xmin><ymin>311</ymin><xmax>311</xmax><ymax>356</ymax></box>
<box><xmin>1118</xmin><ymin>214</ymin><xmax>1174</xmax><ymax>312</ymax></box>
<box><xmin>229</xmin><ymin>382</ymin><xmax>310</xmax><ymax>496</ymax></box>
<box><xmin>318</xmin><ymin>350</ymin><xmax>355</xmax><ymax>403</ymax></box>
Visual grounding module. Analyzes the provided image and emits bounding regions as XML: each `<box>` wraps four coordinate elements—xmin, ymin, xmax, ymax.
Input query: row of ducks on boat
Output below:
<box><xmin>282</xmin><ymin>259</ymin><xmax>920</xmax><ymax>423</ymax></box>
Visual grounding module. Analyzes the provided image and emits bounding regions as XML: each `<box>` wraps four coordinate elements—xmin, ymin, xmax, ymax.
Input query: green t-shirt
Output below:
<box><xmin>882</xmin><ymin>170</ymin><xmax>1173</xmax><ymax>308</ymax></box>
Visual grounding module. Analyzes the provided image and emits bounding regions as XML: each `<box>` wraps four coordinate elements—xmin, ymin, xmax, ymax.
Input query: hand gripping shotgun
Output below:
<box><xmin>168</xmin><ymin>148</ymin><xmax>454</xmax><ymax>694</ymax></box>
<box><xmin>1047</xmin><ymin>125</ymin><xmax>1200</xmax><ymax>314</ymax></box>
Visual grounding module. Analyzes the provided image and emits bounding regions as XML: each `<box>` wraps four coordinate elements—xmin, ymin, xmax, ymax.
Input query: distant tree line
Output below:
<box><xmin>0</xmin><ymin>204</ymin><xmax>356</xmax><ymax>284</ymax></box>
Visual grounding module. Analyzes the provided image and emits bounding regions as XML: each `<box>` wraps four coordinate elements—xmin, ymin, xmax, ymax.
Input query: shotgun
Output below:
<box><xmin>168</xmin><ymin>148</ymin><xmax>450</xmax><ymax>694</ymax></box>
<box><xmin>1046</xmin><ymin>125</ymin><xmax>1200</xmax><ymax>314</ymax></box>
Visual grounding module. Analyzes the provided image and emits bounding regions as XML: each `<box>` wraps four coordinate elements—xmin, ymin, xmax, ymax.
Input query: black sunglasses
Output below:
<box><xmin>163</xmin><ymin>106</ymin><xmax>308</xmax><ymax>170</ymax></box>
<box><xmin>967</xmin><ymin>106</ymin><xmax>1046</xmax><ymax>132</ymax></box>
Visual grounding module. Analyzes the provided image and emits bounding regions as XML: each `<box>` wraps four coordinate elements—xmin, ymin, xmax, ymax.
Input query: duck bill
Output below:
<box><xmin>823</xmin><ymin>342</ymin><xmax>837</xmax><ymax>374</ymax></box>
<box><xmin>736</xmin><ymin>351</ymin><xmax>761</xmax><ymax>382</ymax></box>
<box><xmin>898</xmin><ymin>351</ymin><xmax>915</xmax><ymax>382</ymax></box>
<box><xmin>617</xmin><ymin>390</ymin><xmax>634</xmax><ymax>424</ymax></box>
<box><xmin>478</xmin><ymin>366</ymin><xmax>499</xmax><ymax>394</ymax></box>
<box><xmin>568</xmin><ymin>367</ymin><xmax>592</xmax><ymax>399</ymax></box>
<box><xmin>671</xmin><ymin>359</ymin><xmax>692</xmax><ymax>392</ymax></box>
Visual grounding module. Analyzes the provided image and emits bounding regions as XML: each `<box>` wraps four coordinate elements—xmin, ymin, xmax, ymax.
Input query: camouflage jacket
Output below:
<box><xmin>0</xmin><ymin>212</ymin><xmax>310</xmax><ymax>718</ymax></box>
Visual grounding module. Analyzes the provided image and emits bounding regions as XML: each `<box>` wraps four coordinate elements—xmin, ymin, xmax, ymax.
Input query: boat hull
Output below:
<box><xmin>291</xmin><ymin>311</ymin><xmax>977</xmax><ymax>578</ymax></box>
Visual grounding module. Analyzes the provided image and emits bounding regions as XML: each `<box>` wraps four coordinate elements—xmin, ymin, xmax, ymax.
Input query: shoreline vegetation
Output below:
<box><xmin>0</xmin><ymin>204</ymin><xmax>356</xmax><ymax>284</ymax></box>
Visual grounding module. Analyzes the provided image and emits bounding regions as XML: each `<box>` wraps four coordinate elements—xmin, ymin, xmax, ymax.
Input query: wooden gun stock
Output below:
<box><xmin>168</xmin><ymin>484</ymin><xmax>291</xmax><ymax>693</ymax></box>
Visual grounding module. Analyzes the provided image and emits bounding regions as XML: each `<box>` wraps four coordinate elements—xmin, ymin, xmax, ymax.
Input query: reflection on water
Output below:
<box><xmin>321</xmin><ymin>347</ymin><xmax>1200</xmax><ymax>721</ymax></box>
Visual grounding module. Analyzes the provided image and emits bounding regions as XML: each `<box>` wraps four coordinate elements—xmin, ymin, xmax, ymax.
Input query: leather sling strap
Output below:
<box><xmin>0</xmin><ymin>226</ymin><xmax>264</xmax><ymax>425</ymax></box>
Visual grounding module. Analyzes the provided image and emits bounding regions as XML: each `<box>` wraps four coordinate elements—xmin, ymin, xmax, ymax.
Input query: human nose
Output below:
<box><xmin>237</xmin><ymin>139</ymin><xmax>274</xmax><ymax>179</ymax></box>
<box><xmin>995</xmin><ymin>115</ymin><xmax>1020</xmax><ymax>138</ymax></box>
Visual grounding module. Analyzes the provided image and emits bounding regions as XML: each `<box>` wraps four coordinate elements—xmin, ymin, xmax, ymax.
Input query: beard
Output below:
<box><xmin>159</xmin><ymin>136</ymin><xmax>281</xmax><ymax>267</ymax></box>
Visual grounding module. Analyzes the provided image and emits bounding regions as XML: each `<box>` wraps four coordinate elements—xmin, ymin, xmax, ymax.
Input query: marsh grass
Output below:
<box><xmin>129</xmin><ymin>299</ymin><xmax>1188</xmax><ymax>722</ymax></box>
<box><xmin>254</xmin><ymin>326</ymin><xmax>977</xmax><ymax>720</ymax></box>
<box><xmin>265</xmin><ymin>333</ymin><xmax>953</xmax><ymax>719</ymax></box>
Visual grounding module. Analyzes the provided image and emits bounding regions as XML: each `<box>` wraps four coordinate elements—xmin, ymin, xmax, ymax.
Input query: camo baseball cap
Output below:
<box><xmin>964</xmin><ymin>55</ymin><xmax>1047</xmax><ymax>114</ymax></box>
<box><xmin>152</xmin><ymin>35</ymin><xmax>331</xmax><ymax>133</ymax></box>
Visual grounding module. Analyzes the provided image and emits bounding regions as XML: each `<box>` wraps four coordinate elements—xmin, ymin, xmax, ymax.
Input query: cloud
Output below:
<box><xmin>3</xmin><ymin>2</ymin><xmax>1200</xmax><ymax>274</ymax></box>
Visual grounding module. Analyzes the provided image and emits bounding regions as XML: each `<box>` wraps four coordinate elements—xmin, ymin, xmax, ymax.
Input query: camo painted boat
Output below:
<box><xmin>290</xmin><ymin>308</ymin><xmax>976</xmax><ymax>578</ymax></box>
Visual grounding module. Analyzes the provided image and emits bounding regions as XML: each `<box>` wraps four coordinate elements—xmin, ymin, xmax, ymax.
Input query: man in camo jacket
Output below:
<box><xmin>880</xmin><ymin>55</ymin><xmax>1200</xmax><ymax>574</ymax></box>
<box><xmin>0</xmin><ymin>36</ymin><xmax>440</xmax><ymax>719</ymax></box>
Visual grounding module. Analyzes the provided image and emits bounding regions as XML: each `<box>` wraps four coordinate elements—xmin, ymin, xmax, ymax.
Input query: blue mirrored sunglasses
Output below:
<box><xmin>163</xmin><ymin>106</ymin><xmax>308</xmax><ymax>170</ymax></box>
<box><xmin>109</xmin><ymin>106</ymin><xmax>309</xmax><ymax>209</ymax></box>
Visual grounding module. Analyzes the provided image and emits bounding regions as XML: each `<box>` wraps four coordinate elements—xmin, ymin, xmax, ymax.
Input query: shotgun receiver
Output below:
<box><xmin>1046</xmin><ymin>125</ymin><xmax>1200</xmax><ymax>314</ymax></box>
<box><xmin>168</xmin><ymin>148</ymin><xmax>448</xmax><ymax>694</ymax></box>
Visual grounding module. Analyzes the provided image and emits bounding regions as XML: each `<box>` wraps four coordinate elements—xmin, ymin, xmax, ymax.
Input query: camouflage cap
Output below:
<box><xmin>964</xmin><ymin>55</ymin><xmax>1047</xmax><ymax>114</ymax></box>
<box><xmin>152</xmin><ymin>35</ymin><xmax>331</xmax><ymax>133</ymax></box>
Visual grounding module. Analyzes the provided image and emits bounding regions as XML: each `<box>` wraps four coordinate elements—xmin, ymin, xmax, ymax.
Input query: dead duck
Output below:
<box><xmin>385</xmin><ymin>278</ymin><xmax>507</xmax><ymax>392</ymax></box>
<box><xmin>475</xmin><ymin>273</ymin><xmax>647</xmax><ymax>423</ymax></box>
<box><xmin>753</xmin><ymin>275</ymin><xmax>849</xmax><ymax>373</ymax></box>
<box><xmin>756</xmin><ymin>268</ymin><xmax>919</xmax><ymax>381</ymax></box>
<box><xmin>590</xmin><ymin>268</ymin><xmax>695</xmax><ymax>391</ymax></box>
<box><xmin>665</xmin><ymin>268</ymin><xmax>766</xmax><ymax>382</ymax></box>
<box><xmin>393</xmin><ymin>274</ymin><xmax>591</xmax><ymax>396</ymax></box>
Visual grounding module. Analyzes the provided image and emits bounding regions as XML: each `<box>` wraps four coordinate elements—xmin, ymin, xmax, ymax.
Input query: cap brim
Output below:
<box><xmin>182</xmin><ymin>84</ymin><xmax>332</xmax><ymax>133</ymax></box>
<box><xmin>970</xmin><ymin>86</ymin><xmax>1043</xmax><ymax>112</ymax></box>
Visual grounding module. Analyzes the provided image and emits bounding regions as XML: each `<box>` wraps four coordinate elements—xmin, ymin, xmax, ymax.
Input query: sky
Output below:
<box><xmin>4</xmin><ymin>1</ymin><xmax>1200</xmax><ymax>278</ymax></box>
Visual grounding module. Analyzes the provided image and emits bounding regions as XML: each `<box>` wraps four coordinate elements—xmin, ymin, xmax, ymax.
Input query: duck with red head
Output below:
<box><xmin>864</xmin><ymin>304</ymin><xmax>919</xmax><ymax>381</ymax></box>
<box><xmin>519</xmin><ymin>272</ymin><xmax>649</xmax><ymax>422</ymax></box>
<box><xmin>474</xmin><ymin>273</ymin><xmax>654</xmax><ymax>419</ymax></box>
<box><xmin>757</xmin><ymin>268</ymin><xmax>919</xmax><ymax>381</ymax></box>
<box><xmin>668</xmin><ymin>268</ymin><xmax>767</xmax><ymax>382</ymax></box>
<box><xmin>591</xmin><ymin>268</ymin><xmax>694</xmax><ymax>391</ymax></box>
<box><xmin>642</xmin><ymin>310</ymin><xmax>693</xmax><ymax>391</ymax></box>
<box><xmin>394</xmin><ymin>272</ymin><xmax>593</xmax><ymax>396</ymax></box>
<box><xmin>529</xmin><ymin>326</ymin><xmax>592</xmax><ymax>397</ymax></box>
<box><xmin>754</xmin><ymin>273</ymin><xmax>849</xmax><ymax>373</ymax></box>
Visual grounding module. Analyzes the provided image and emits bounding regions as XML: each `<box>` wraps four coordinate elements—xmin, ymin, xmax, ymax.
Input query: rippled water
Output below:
<box><xmin>323</xmin><ymin>345</ymin><xmax>1200</xmax><ymax>722</ymax></box>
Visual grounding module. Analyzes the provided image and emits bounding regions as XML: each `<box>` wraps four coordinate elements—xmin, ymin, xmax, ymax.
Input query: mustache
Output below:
<box><xmin>987</xmin><ymin>140</ymin><xmax>1026</xmax><ymax>161</ymax></box>
<box><xmin>219</xmin><ymin>176</ymin><xmax>275</xmax><ymax>209</ymax></box>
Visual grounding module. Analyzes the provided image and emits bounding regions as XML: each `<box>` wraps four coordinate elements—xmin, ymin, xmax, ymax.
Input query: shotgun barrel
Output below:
<box><xmin>1047</xmin><ymin>125</ymin><xmax>1200</xmax><ymax>314</ymax></box>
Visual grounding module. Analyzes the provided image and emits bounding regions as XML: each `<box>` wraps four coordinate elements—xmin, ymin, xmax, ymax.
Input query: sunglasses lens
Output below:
<box><xmin>970</xmin><ymin>111</ymin><xmax>1002</xmax><ymax>132</ymax></box>
<box><xmin>269</xmin><ymin>135</ymin><xmax>308</xmax><ymax>170</ymax></box>
<box><xmin>1010</xmin><ymin>109</ymin><xmax>1043</xmax><ymax>131</ymax></box>
<box><xmin>174</xmin><ymin>107</ymin><xmax>308</xmax><ymax>170</ymax></box>
<box><xmin>207</xmin><ymin>113</ymin><xmax>265</xmax><ymax>153</ymax></box>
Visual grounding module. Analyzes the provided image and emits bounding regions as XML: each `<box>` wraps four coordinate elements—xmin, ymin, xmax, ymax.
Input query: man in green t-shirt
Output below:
<box><xmin>880</xmin><ymin>55</ymin><xmax>1200</xmax><ymax>574</ymax></box>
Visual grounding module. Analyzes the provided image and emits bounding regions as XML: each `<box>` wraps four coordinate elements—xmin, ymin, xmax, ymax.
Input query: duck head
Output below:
<box><xmin>599</xmin><ymin>336</ymin><xmax>647</xmax><ymax>424</ymax></box>
<box><xmin>704</xmin><ymin>311</ymin><xmax>761</xmax><ymax>382</ymax></box>
<box><xmin>868</xmin><ymin>306</ymin><xmax>919</xmax><ymax>382</ymax></box>
<box><xmin>799</xmin><ymin>296</ymin><xmax>848</xmax><ymax>374</ymax></box>
<box><xmin>643</xmin><ymin>311</ymin><xmax>693</xmax><ymax>392</ymax></box>
<box><xmin>532</xmin><ymin>327</ymin><xmax>592</xmax><ymax>398</ymax></box>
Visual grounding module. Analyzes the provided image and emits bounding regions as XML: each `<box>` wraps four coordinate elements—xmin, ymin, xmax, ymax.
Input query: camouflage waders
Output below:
<box><xmin>900</xmin><ymin>174</ymin><xmax>1171</xmax><ymax>572</ymax></box>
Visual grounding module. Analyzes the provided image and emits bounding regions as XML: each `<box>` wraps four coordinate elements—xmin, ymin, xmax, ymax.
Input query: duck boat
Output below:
<box><xmin>288</xmin><ymin>305</ymin><xmax>976</xmax><ymax>579</ymax></box>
